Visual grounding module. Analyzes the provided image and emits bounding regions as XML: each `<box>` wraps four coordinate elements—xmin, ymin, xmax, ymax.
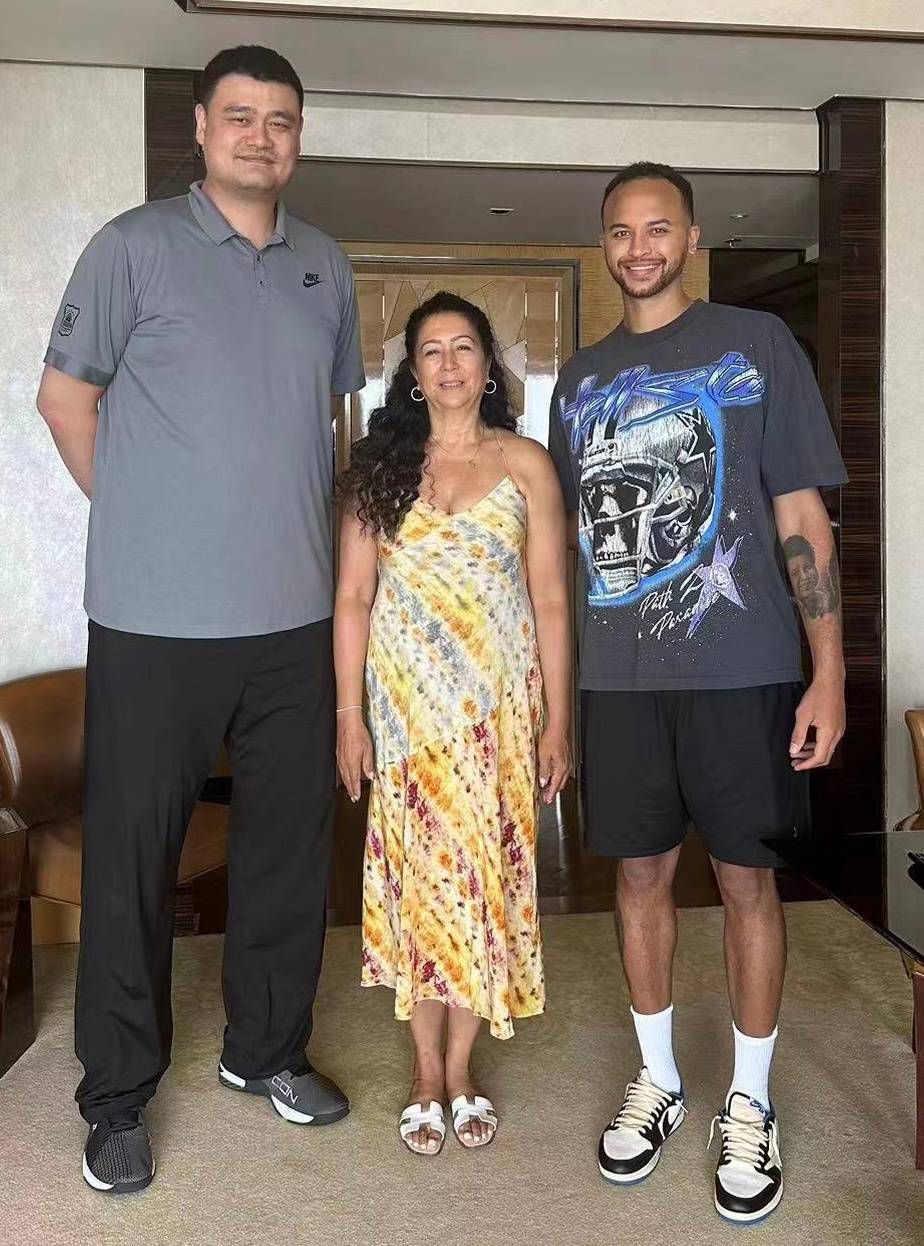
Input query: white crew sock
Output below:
<box><xmin>630</xmin><ymin>1004</ymin><xmax>681</xmax><ymax>1094</ymax></box>
<box><xmin>728</xmin><ymin>1023</ymin><xmax>778</xmax><ymax>1111</ymax></box>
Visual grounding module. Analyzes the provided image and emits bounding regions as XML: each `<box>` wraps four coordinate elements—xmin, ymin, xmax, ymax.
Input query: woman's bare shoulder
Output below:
<box><xmin>496</xmin><ymin>429</ymin><xmax>555</xmax><ymax>480</ymax></box>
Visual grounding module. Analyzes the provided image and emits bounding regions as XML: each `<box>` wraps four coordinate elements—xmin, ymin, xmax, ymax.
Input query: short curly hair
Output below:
<box><xmin>601</xmin><ymin>161</ymin><xmax>694</xmax><ymax>222</ymax></box>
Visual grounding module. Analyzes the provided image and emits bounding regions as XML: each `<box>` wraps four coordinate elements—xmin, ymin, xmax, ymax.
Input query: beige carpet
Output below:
<box><xmin>1</xmin><ymin>902</ymin><xmax>922</xmax><ymax>1246</ymax></box>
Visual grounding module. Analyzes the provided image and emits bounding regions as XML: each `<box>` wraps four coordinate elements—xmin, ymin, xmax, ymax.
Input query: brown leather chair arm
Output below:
<box><xmin>0</xmin><ymin>669</ymin><xmax>85</xmax><ymax>831</ymax></box>
<box><xmin>906</xmin><ymin>710</ymin><xmax>924</xmax><ymax>827</ymax></box>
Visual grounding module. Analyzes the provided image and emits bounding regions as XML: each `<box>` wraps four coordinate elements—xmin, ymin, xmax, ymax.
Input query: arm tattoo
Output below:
<box><xmin>782</xmin><ymin>534</ymin><xmax>841</xmax><ymax>620</ymax></box>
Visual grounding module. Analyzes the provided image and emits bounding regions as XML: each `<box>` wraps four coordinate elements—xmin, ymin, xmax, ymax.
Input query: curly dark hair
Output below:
<box><xmin>337</xmin><ymin>290</ymin><xmax>517</xmax><ymax>539</ymax></box>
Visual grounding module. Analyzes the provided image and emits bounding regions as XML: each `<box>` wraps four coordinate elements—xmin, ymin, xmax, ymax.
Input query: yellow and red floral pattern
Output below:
<box><xmin>361</xmin><ymin>476</ymin><xmax>545</xmax><ymax>1039</ymax></box>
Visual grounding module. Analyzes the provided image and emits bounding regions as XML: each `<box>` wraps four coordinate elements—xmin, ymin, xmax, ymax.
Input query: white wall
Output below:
<box><xmin>0</xmin><ymin>63</ymin><xmax>145</xmax><ymax>683</ymax></box>
<box><xmin>8</xmin><ymin>4</ymin><xmax>924</xmax><ymax>112</ymax></box>
<box><xmin>884</xmin><ymin>100</ymin><xmax>924</xmax><ymax>826</ymax></box>
<box><xmin>300</xmin><ymin>96</ymin><xmax>818</xmax><ymax>172</ymax></box>
<box><xmin>213</xmin><ymin>0</ymin><xmax>923</xmax><ymax>35</ymax></box>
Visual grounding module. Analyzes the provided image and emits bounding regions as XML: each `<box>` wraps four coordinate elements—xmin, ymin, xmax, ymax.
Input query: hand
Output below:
<box><xmin>789</xmin><ymin>674</ymin><xmax>845</xmax><ymax>771</ymax></box>
<box><xmin>538</xmin><ymin>727</ymin><xmax>572</xmax><ymax>805</ymax></box>
<box><xmin>337</xmin><ymin>709</ymin><xmax>375</xmax><ymax>801</ymax></box>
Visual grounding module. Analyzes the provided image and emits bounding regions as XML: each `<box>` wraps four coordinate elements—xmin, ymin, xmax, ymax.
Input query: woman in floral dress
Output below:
<box><xmin>334</xmin><ymin>291</ymin><xmax>571</xmax><ymax>1155</ymax></box>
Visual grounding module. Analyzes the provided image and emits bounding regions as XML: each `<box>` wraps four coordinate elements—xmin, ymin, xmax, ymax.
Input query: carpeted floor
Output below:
<box><xmin>2</xmin><ymin>902</ymin><xmax>922</xmax><ymax>1246</ymax></box>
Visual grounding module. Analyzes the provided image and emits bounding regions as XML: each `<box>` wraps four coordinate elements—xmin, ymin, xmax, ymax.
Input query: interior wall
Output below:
<box><xmin>884</xmin><ymin>100</ymin><xmax>924</xmax><ymax>827</ymax></box>
<box><xmin>342</xmin><ymin>242</ymin><xmax>709</xmax><ymax>349</ymax></box>
<box><xmin>302</xmin><ymin>97</ymin><xmax>817</xmax><ymax>172</ymax></box>
<box><xmin>0</xmin><ymin>62</ymin><xmax>145</xmax><ymax>686</ymax></box>
<box><xmin>194</xmin><ymin>0</ymin><xmax>921</xmax><ymax>36</ymax></box>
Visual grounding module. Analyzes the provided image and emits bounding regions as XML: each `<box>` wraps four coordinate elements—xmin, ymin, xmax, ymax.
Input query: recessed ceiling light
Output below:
<box><xmin>489</xmin><ymin>207</ymin><xmax>515</xmax><ymax>215</ymax></box>
<box><xmin>730</xmin><ymin>212</ymin><xmax>749</xmax><ymax>220</ymax></box>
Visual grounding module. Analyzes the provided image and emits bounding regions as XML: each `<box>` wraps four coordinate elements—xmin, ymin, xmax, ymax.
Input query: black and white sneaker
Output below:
<box><xmin>709</xmin><ymin>1093</ymin><xmax>783</xmax><ymax>1224</ymax></box>
<box><xmin>82</xmin><ymin>1109</ymin><xmax>155</xmax><ymax>1194</ymax></box>
<box><xmin>219</xmin><ymin>1060</ymin><xmax>349</xmax><ymax>1125</ymax></box>
<box><xmin>598</xmin><ymin>1067</ymin><xmax>687</xmax><ymax>1185</ymax></box>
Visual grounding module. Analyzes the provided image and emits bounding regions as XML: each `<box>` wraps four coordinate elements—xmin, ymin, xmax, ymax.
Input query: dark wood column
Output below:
<box><xmin>145</xmin><ymin>69</ymin><xmax>204</xmax><ymax>202</ymax></box>
<box><xmin>816</xmin><ymin>98</ymin><xmax>884</xmax><ymax>833</ymax></box>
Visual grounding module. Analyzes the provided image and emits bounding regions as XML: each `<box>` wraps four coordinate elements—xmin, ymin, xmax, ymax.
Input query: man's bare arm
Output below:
<box><xmin>773</xmin><ymin>487</ymin><xmax>845</xmax><ymax>770</ymax></box>
<box><xmin>36</xmin><ymin>366</ymin><xmax>104</xmax><ymax>499</ymax></box>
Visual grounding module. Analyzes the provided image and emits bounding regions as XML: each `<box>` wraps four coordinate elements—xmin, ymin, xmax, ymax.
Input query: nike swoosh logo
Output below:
<box><xmin>303</xmin><ymin>276</ymin><xmax>323</xmax><ymax>288</ymax></box>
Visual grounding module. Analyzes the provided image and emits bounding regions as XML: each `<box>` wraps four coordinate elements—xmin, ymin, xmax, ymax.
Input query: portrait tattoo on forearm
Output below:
<box><xmin>782</xmin><ymin>534</ymin><xmax>841</xmax><ymax>620</ymax></box>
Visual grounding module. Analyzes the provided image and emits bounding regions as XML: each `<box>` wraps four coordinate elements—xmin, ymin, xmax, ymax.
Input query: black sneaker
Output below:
<box><xmin>219</xmin><ymin>1060</ymin><xmax>349</xmax><ymax>1125</ymax></box>
<box><xmin>709</xmin><ymin>1093</ymin><xmax>783</xmax><ymax>1224</ymax></box>
<box><xmin>598</xmin><ymin>1067</ymin><xmax>687</xmax><ymax>1185</ymax></box>
<box><xmin>82</xmin><ymin>1109</ymin><xmax>155</xmax><ymax>1194</ymax></box>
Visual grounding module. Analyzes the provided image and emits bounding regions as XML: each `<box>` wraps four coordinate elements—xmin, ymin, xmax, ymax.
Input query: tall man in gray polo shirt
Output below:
<box><xmin>37</xmin><ymin>46</ymin><xmax>365</xmax><ymax>1193</ymax></box>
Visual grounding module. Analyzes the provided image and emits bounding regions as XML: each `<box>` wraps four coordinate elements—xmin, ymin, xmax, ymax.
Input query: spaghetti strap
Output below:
<box><xmin>493</xmin><ymin>428</ymin><xmax>512</xmax><ymax>474</ymax></box>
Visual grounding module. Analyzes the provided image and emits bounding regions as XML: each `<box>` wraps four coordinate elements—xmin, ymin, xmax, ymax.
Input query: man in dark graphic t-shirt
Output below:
<box><xmin>548</xmin><ymin>163</ymin><xmax>847</xmax><ymax>1224</ymax></box>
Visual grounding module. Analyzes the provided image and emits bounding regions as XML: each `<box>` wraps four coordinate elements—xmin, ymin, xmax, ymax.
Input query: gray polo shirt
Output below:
<box><xmin>45</xmin><ymin>182</ymin><xmax>365</xmax><ymax>638</ymax></box>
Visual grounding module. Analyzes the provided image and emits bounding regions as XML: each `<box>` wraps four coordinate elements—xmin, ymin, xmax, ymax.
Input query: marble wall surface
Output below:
<box><xmin>0</xmin><ymin>63</ymin><xmax>144</xmax><ymax>683</ymax></box>
<box><xmin>884</xmin><ymin>101</ymin><xmax>924</xmax><ymax>827</ymax></box>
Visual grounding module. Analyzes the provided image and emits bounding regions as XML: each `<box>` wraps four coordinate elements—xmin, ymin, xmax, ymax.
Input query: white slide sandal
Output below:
<box><xmin>450</xmin><ymin>1095</ymin><xmax>498</xmax><ymax>1148</ymax></box>
<box><xmin>399</xmin><ymin>1100</ymin><xmax>446</xmax><ymax>1155</ymax></box>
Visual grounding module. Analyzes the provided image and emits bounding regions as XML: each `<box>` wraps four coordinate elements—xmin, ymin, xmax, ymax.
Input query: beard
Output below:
<box><xmin>610</xmin><ymin>251</ymin><xmax>688</xmax><ymax>300</ymax></box>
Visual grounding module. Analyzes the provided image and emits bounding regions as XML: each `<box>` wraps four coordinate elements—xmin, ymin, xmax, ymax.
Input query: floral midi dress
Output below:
<box><xmin>360</xmin><ymin>472</ymin><xmax>545</xmax><ymax>1039</ymax></box>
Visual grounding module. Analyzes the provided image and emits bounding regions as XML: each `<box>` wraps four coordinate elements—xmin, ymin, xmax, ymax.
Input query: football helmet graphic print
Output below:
<box><xmin>559</xmin><ymin>352</ymin><xmax>764</xmax><ymax>609</ymax></box>
<box><xmin>580</xmin><ymin>402</ymin><xmax>716</xmax><ymax>598</ymax></box>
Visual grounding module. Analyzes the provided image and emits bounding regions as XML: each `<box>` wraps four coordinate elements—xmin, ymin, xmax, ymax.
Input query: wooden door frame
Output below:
<box><xmin>342</xmin><ymin>256</ymin><xmax>579</xmax><ymax>455</ymax></box>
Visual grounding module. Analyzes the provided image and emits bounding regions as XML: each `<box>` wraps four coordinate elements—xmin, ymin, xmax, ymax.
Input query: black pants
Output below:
<box><xmin>76</xmin><ymin>619</ymin><xmax>335</xmax><ymax>1123</ymax></box>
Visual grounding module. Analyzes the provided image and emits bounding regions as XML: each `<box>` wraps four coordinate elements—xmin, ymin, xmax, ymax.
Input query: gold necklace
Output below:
<box><xmin>429</xmin><ymin>426</ymin><xmax>486</xmax><ymax>469</ymax></box>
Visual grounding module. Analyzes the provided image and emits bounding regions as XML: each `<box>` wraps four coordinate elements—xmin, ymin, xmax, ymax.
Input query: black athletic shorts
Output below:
<box><xmin>580</xmin><ymin>684</ymin><xmax>811</xmax><ymax>869</ymax></box>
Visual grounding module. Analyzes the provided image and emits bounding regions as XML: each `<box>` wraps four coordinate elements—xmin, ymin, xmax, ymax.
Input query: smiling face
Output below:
<box><xmin>790</xmin><ymin>551</ymin><xmax>820</xmax><ymax>598</ymax></box>
<box><xmin>601</xmin><ymin>177</ymin><xmax>699</xmax><ymax>301</ymax></box>
<box><xmin>412</xmin><ymin>312</ymin><xmax>491</xmax><ymax>414</ymax></box>
<box><xmin>195</xmin><ymin>73</ymin><xmax>302</xmax><ymax>200</ymax></box>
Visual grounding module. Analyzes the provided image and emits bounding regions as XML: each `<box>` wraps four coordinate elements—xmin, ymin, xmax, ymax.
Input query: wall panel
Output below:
<box><xmin>817</xmin><ymin>97</ymin><xmax>884</xmax><ymax>831</ymax></box>
<box><xmin>884</xmin><ymin>101</ymin><xmax>924</xmax><ymax>827</ymax></box>
<box><xmin>0</xmin><ymin>64</ymin><xmax>145</xmax><ymax>686</ymax></box>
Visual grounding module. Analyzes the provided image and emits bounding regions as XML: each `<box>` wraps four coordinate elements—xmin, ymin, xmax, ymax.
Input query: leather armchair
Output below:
<box><xmin>899</xmin><ymin>709</ymin><xmax>924</xmax><ymax>831</ymax></box>
<box><xmin>0</xmin><ymin>668</ymin><xmax>229</xmax><ymax>1076</ymax></box>
<box><xmin>895</xmin><ymin>710</ymin><xmax>924</xmax><ymax>1056</ymax></box>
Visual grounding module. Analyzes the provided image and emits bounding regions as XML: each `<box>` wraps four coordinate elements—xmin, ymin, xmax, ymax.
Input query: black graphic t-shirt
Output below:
<box><xmin>548</xmin><ymin>301</ymin><xmax>848</xmax><ymax>691</ymax></box>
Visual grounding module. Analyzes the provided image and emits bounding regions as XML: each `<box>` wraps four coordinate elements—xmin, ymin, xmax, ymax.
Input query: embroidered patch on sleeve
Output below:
<box><xmin>58</xmin><ymin>304</ymin><xmax>80</xmax><ymax>336</ymax></box>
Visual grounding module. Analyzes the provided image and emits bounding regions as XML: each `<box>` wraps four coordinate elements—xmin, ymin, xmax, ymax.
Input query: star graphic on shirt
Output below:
<box><xmin>676</xmin><ymin>407</ymin><xmax>716</xmax><ymax>476</ymax></box>
<box><xmin>728</xmin><ymin>509</ymin><xmax>737</xmax><ymax>522</ymax></box>
<box><xmin>686</xmin><ymin>533</ymin><xmax>747</xmax><ymax>638</ymax></box>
